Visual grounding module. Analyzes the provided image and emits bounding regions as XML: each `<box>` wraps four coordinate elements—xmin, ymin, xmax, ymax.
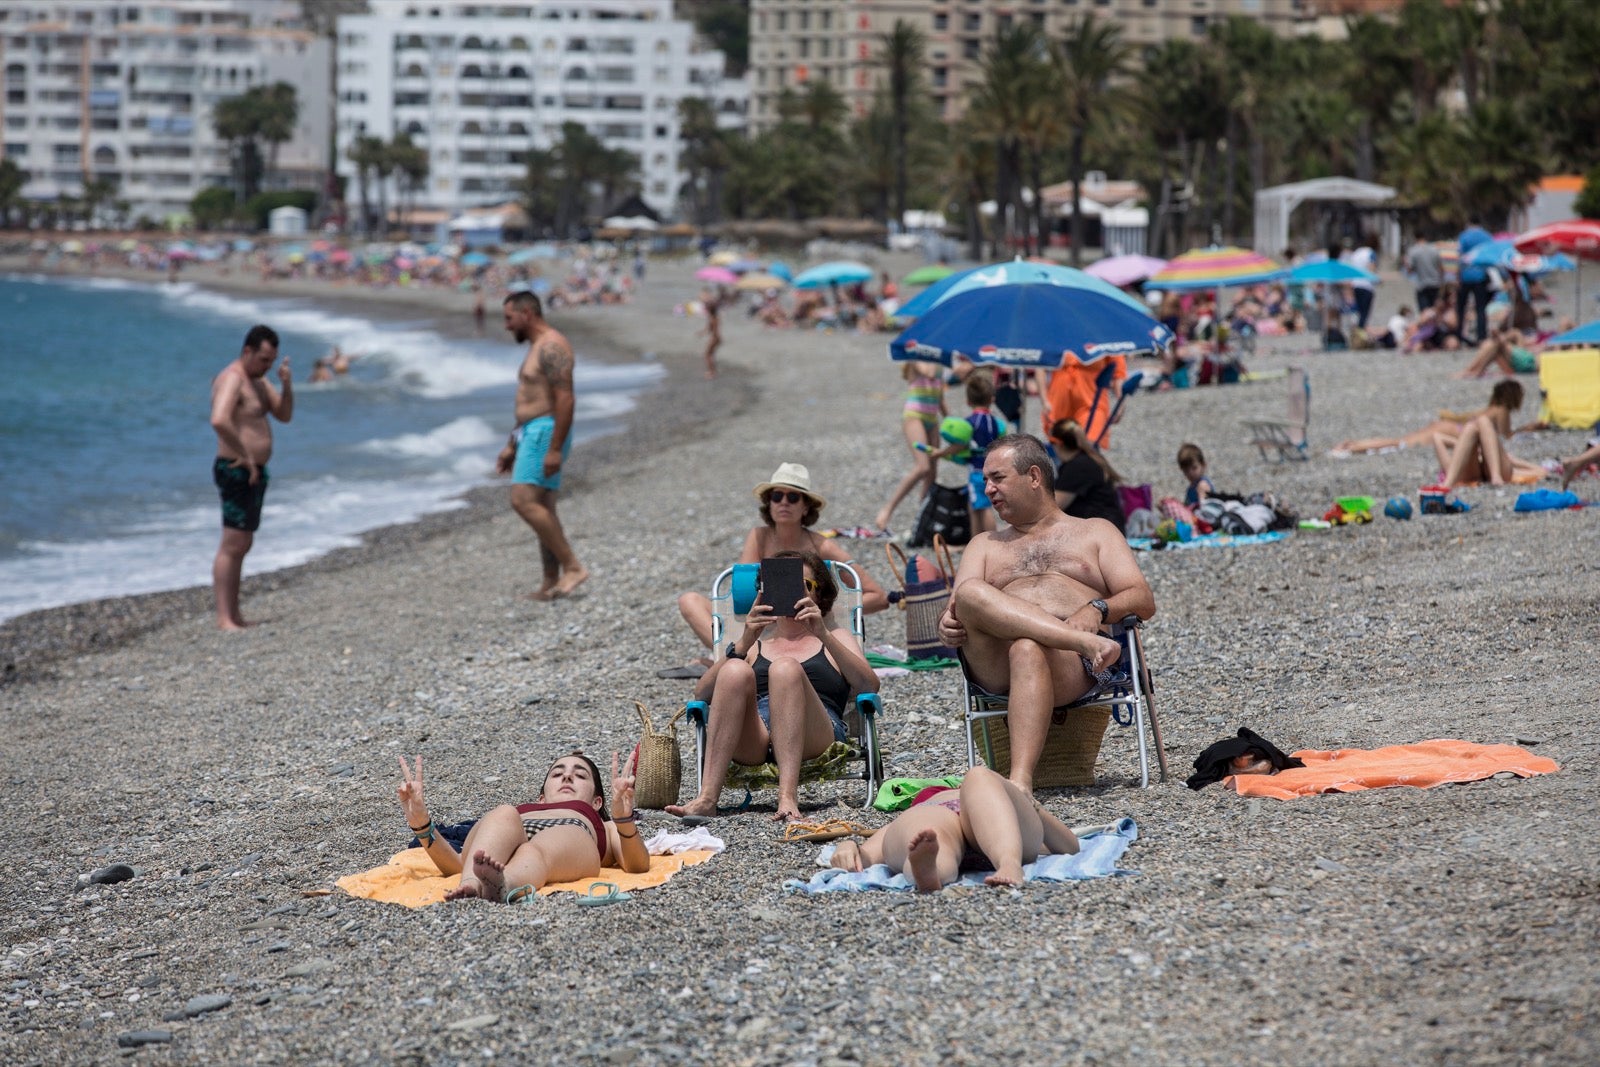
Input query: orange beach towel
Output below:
<box><xmin>1228</xmin><ymin>739</ymin><xmax>1558</xmax><ymax>800</ymax></box>
<box><xmin>335</xmin><ymin>848</ymin><xmax>717</xmax><ymax>908</ymax></box>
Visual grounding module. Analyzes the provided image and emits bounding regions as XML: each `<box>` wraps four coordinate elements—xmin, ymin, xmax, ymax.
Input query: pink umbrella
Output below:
<box><xmin>1086</xmin><ymin>254</ymin><xmax>1169</xmax><ymax>287</ymax></box>
<box><xmin>329</xmin><ymin>248</ymin><xmax>352</xmax><ymax>264</ymax></box>
<box><xmin>695</xmin><ymin>266</ymin><xmax>738</xmax><ymax>285</ymax></box>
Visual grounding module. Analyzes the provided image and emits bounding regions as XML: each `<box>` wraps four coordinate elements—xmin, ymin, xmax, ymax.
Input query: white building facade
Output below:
<box><xmin>335</xmin><ymin>0</ymin><xmax>746</xmax><ymax>223</ymax></box>
<box><xmin>0</xmin><ymin>0</ymin><xmax>329</xmax><ymax>224</ymax></box>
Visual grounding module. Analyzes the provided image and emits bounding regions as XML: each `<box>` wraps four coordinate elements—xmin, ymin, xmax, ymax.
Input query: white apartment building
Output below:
<box><xmin>335</xmin><ymin>0</ymin><xmax>747</xmax><ymax>222</ymax></box>
<box><xmin>0</xmin><ymin>0</ymin><xmax>329</xmax><ymax>224</ymax></box>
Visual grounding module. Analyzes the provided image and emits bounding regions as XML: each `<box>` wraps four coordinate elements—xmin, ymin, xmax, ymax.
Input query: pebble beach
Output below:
<box><xmin>2</xmin><ymin>254</ymin><xmax>1597</xmax><ymax>1065</ymax></box>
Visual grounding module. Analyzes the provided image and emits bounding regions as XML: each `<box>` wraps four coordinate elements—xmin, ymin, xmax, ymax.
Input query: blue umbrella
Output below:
<box><xmin>896</xmin><ymin>265</ymin><xmax>984</xmax><ymax>319</ymax></box>
<box><xmin>1466</xmin><ymin>239</ymin><xmax>1517</xmax><ymax>269</ymax></box>
<box><xmin>920</xmin><ymin>261</ymin><xmax>1152</xmax><ymax>318</ymax></box>
<box><xmin>1546</xmin><ymin>320</ymin><xmax>1600</xmax><ymax>346</ymax></box>
<box><xmin>507</xmin><ymin>247</ymin><xmax>540</xmax><ymax>265</ymax></box>
<box><xmin>461</xmin><ymin>251</ymin><xmax>491</xmax><ymax>267</ymax></box>
<box><xmin>767</xmin><ymin>261</ymin><xmax>794</xmax><ymax>282</ymax></box>
<box><xmin>729</xmin><ymin>258</ymin><xmax>764</xmax><ymax>274</ymax></box>
<box><xmin>793</xmin><ymin>261</ymin><xmax>874</xmax><ymax>289</ymax></box>
<box><xmin>889</xmin><ymin>285</ymin><xmax>1174</xmax><ymax>368</ymax></box>
<box><xmin>1288</xmin><ymin>260</ymin><xmax>1378</xmax><ymax>284</ymax></box>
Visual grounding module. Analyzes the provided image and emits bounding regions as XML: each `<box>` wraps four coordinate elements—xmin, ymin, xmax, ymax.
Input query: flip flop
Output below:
<box><xmin>503</xmin><ymin>884</ymin><xmax>538</xmax><ymax>905</ymax></box>
<box><xmin>676</xmin><ymin>814</ymin><xmax>712</xmax><ymax>827</ymax></box>
<box><xmin>576</xmin><ymin>882</ymin><xmax>632</xmax><ymax>908</ymax></box>
<box><xmin>782</xmin><ymin>819</ymin><xmax>873</xmax><ymax>843</ymax></box>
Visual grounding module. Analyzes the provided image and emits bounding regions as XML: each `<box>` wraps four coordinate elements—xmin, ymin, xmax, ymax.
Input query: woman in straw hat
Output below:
<box><xmin>661</xmin><ymin>463</ymin><xmax>887</xmax><ymax>678</ymax></box>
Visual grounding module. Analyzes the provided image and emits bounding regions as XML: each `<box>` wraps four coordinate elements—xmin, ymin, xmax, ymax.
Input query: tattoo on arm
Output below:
<box><xmin>536</xmin><ymin>340</ymin><xmax>575</xmax><ymax>388</ymax></box>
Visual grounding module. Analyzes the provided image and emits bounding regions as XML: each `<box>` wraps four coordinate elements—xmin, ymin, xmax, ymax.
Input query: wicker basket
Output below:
<box><xmin>970</xmin><ymin>704</ymin><xmax>1112</xmax><ymax>788</ymax></box>
<box><xmin>631</xmin><ymin>701</ymin><xmax>684</xmax><ymax>810</ymax></box>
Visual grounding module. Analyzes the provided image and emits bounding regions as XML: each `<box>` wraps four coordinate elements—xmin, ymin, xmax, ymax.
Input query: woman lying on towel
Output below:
<box><xmin>1332</xmin><ymin>380</ymin><xmax>1526</xmax><ymax>456</ymax></box>
<box><xmin>828</xmin><ymin>766</ymin><xmax>1079</xmax><ymax>893</ymax></box>
<box><xmin>396</xmin><ymin>751</ymin><xmax>650</xmax><ymax>904</ymax></box>
<box><xmin>667</xmin><ymin>549</ymin><xmax>879</xmax><ymax>824</ymax></box>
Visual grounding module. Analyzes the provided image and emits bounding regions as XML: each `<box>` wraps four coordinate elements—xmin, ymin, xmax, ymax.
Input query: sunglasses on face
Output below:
<box><xmin>767</xmin><ymin>490</ymin><xmax>807</xmax><ymax>505</ymax></box>
<box><xmin>804</xmin><ymin>577</ymin><xmax>819</xmax><ymax>592</ymax></box>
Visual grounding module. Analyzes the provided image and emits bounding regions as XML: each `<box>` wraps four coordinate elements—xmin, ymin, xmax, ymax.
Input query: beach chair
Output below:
<box><xmin>1241</xmin><ymin>365</ymin><xmax>1310</xmax><ymax>462</ymax></box>
<box><xmin>683</xmin><ymin>561</ymin><xmax>885</xmax><ymax>809</ymax></box>
<box><xmin>959</xmin><ymin>617</ymin><xmax>1167</xmax><ymax>789</ymax></box>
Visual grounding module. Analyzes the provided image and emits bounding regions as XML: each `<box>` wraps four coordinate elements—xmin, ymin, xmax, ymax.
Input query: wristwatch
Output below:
<box><xmin>725</xmin><ymin>643</ymin><xmax>741</xmax><ymax>661</ymax></box>
<box><xmin>1088</xmin><ymin>598</ymin><xmax>1110</xmax><ymax>624</ymax></box>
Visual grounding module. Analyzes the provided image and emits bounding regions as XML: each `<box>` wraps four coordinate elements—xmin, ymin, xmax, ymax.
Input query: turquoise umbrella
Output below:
<box><xmin>793</xmin><ymin>261</ymin><xmax>873</xmax><ymax>289</ymax></box>
<box><xmin>917</xmin><ymin>260</ymin><xmax>1153</xmax><ymax>319</ymax></box>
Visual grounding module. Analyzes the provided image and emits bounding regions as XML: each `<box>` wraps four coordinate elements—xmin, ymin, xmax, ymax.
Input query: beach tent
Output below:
<box><xmin>268</xmin><ymin>205</ymin><xmax>308</xmax><ymax>236</ymax></box>
<box><xmin>1253</xmin><ymin>177</ymin><xmax>1399</xmax><ymax>259</ymax></box>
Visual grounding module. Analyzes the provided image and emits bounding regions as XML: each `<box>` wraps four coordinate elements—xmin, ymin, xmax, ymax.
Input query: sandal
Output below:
<box><xmin>782</xmin><ymin>819</ymin><xmax>872</xmax><ymax>843</ymax></box>
<box><xmin>503</xmin><ymin>884</ymin><xmax>538</xmax><ymax>905</ymax></box>
<box><xmin>576</xmin><ymin>882</ymin><xmax>632</xmax><ymax>908</ymax></box>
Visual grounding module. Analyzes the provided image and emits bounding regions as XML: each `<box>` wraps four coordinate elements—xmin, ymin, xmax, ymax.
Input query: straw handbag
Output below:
<box><xmin>885</xmin><ymin>536</ymin><xmax>957</xmax><ymax>662</ymax></box>
<box><xmin>973</xmin><ymin>704</ymin><xmax>1113</xmax><ymax>788</ymax></box>
<box><xmin>632</xmin><ymin>701</ymin><xmax>685</xmax><ymax>810</ymax></box>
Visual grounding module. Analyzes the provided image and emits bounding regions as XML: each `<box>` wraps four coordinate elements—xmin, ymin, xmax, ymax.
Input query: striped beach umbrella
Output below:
<box><xmin>1147</xmin><ymin>246</ymin><xmax>1288</xmax><ymax>291</ymax></box>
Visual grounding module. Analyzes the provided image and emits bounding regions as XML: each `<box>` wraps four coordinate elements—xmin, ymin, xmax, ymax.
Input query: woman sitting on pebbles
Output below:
<box><xmin>667</xmin><ymin>550</ymin><xmax>879</xmax><ymax>823</ymax></box>
<box><xmin>396</xmin><ymin>751</ymin><xmax>649</xmax><ymax>904</ymax></box>
<box><xmin>828</xmin><ymin>766</ymin><xmax>1079</xmax><ymax>892</ymax></box>
<box><xmin>663</xmin><ymin>463</ymin><xmax>887</xmax><ymax>678</ymax></box>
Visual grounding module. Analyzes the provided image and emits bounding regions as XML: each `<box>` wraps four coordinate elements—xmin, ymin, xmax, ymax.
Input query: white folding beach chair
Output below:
<box><xmin>683</xmin><ymin>561</ymin><xmax>886</xmax><ymax>808</ymax></box>
<box><xmin>1242</xmin><ymin>365</ymin><xmax>1310</xmax><ymax>462</ymax></box>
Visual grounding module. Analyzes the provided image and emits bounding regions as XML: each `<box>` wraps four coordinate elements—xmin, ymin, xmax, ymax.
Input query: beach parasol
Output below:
<box><xmin>1514</xmin><ymin>220</ymin><xmax>1600</xmax><ymax>316</ymax></box>
<box><xmin>460</xmin><ymin>251</ymin><xmax>491</xmax><ymax>267</ymax></box>
<box><xmin>767</xmin><ymin>261</ymin><xmax>794</xmax><ymax>282</ymax></box>
<box><xmin>904</xmin><ymin>264</ymin><xmax>956</xmax><ymax>286</ymax></box>
<box><xmin>507</xmin><ymin>247</ymin><xmax>541</xmax><ymax>265</ymax></box>
<box><xmin>707</xmin><ymin>250</ymin><xmax>740</xmax><ymax>266</ymax></box>
<box><xmin>728</xmin><ymin>258</ymin><xmax>764</xmax><ymax>274</ymax></box>
<box><xmin>1147</xmin><ymin>246</ymin><xmax>1287</xmax><ymax>291</ymax></box>
<box><xmin>118</xmin><ymin>238</ymin><xmax>139</xmax><ymax>252</ymax></box>
<box><xmin>1085</xmin><ymin>254</ymin><xmax>1168</xmax><ymax>287</ymax></box>
<box><xmin>1545</xmin><ymin>319</ymin><xmax>1600</xmax><ymax>347</ymax></box>
<box><xmin>694</xmin><ymin>265</ymin><xmax>738</xmax><ymax>285</ymax></box>
<box><xmin>734</xmin><ymin>271</ymin><xmax>787</xmax><ymax>291</ymax></box>
<box><xmin>925</xmin><ymin>261</ymin><xmax>1152</xmax><ymax>317</ymax></box>
<box><xmin>888</xmin><ymin>284</ymin><xmax>1174</xmax><ymax>368</ymax></box>
<box><xmin>329</xmin><ymin>248</ymin><xmax>352</xmax><ymax>264</ymax></box>
<box><xmin>793</xmin><ymin>261</ymin><xmax>874</xmax><ymax>290</ymax></box>
<box><xmin>59</xmin><ymin>239</ymin><xmax>84</xmax><ymax>254</ymax></box>
<box><xmin>1288</xmin><ymin>260</ymin><xmax>1378</xmax><ymax>285</ymax></box>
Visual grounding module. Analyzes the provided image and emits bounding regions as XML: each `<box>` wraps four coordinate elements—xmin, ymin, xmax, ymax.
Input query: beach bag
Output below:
<box><xmin>630</xmin><ymin>701</ymin><xmax>685</xmax><ymax>810</ymax></box>
<box><xmin>886</xmin><ymin>538</ymin><xmax>957</xmax><ymax>662</ymax></box>
<box><xmin>908</xmin><ymin>482</ymin><xmax>970</xmax><ymax>547</ymax></box>
<box><xmin>1117</xmin><ymin>483</ymin><xmax>1153</xmax><ymax>519</ymax></box>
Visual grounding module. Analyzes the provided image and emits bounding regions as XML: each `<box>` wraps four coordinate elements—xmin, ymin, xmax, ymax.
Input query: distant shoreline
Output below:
<box><xmin>0</xmin><ymin>256</ymin><xmax>746</xmax><ymax>686</ymax></box>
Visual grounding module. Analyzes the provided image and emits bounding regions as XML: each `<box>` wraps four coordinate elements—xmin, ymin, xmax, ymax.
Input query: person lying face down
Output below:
<box><xmin>1185</xmin><ymin>727</ymin><xmax>1305</xmax><ymax>790</ymax></box>
<box><xmin>828</xmin><ymin>766</ymin><xmax>1079</xmax><ymax>893</ymax></box>
<box><xmin>395</xmin><ymin>750</ymin><xmax>651</xmax><ymax>904</ymax></box>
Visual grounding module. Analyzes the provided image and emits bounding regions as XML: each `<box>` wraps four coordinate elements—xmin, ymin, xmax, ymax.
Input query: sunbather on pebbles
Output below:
<box><xmin>395</xmin><ymin>751</ymin><xmax>649</xmax><ymax>904</ymax></box>
<box><xmin>1332</xmin><ymin>380</ymin><xmax>1527</xmax><ymax>456</ymax></box>
<box><xmin>827</xmin><ymin>766</ymin><xmax>1079</xmax><ymax>892</ymax></box>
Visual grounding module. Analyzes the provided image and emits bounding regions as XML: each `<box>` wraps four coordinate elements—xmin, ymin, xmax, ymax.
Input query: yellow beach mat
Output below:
<box><xmin>335</xmin><ymin>847</ymin><xmax>717</xmax><ymax>908</ymax></box>
<box><xmin>1538</xmin><ymin>348</ymin><xmax>1600</xmax><ymax>430</ymax></box>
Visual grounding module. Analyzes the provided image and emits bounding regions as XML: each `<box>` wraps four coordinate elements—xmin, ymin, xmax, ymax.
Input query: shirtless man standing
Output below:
<box><xmin>701</xmin><ymin>288</ymin><xmax>723</xmax><ymax>379</ymax></box>
<box><xmin>209</xmin><ymin>324</ymin><xmax>292</xmax><ymax>630</ymax></box>
<box><xmin>939</xmin><ymin>433</ymin><xmax>1155</xmax><ymax>791</ymax></box>
<box><xmin>495</xmin><ymin>291</ymin><xmax>589</xmax><ymax>600</ymax></box>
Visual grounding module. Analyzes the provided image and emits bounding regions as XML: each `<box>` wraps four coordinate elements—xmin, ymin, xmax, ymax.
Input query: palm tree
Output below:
<box><xmin>677</xmin><ymin>97</ymin><xmax>728</xmax><ymax>225</ymax></box>
<box><xmin>258</xmin><ymin>82</ymin><xmax>299</xmax><ymax>191</ymax></box>
<box><xmin>387</xmin><ymin>132</ymin><xmax>429</xmax><ymax>231</ymax></box>
<box><xmin>1053</xmin><ymin>15</ymin><xmax>1131</xmax><ymax>265</ymax></box>
<box><xmin>970</xmin><ymin>24</ymin><xmax>1055</xmax><ymax>255</ymax></box>
<box><xmin>346</xmin><ymin>134</ymin><xmax>385</xmax><ymax>235</ymax></box>
<box><xmin>875</xmin><ymin>20</ymin><xmax>926</xmax><ymax>228</ymax></box>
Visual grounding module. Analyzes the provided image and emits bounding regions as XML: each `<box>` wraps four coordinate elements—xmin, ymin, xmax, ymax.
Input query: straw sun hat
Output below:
<box><xmin>752</xmin><ymin>462</ymin><xmax>826</xmax><ymax>514</ymax></box>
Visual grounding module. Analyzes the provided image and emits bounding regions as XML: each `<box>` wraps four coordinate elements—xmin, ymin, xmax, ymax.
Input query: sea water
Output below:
<box><xmin>0</xmin><ymin>273</ymin><xmax>663</xmax><ymax>622</ymax></box>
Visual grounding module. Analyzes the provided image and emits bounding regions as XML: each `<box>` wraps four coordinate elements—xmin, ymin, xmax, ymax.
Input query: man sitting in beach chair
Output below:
<box><xmin>938</xmin><ymin>434</ymin><xmax>1155</xmax><ymax>792</ymax></box>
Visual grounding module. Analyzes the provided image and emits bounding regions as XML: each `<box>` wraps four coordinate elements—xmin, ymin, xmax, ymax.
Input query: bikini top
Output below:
<box><xmin>751</xmin><ymin>641</ymin><xmax>852</xmax><ymax>716</ymax></box>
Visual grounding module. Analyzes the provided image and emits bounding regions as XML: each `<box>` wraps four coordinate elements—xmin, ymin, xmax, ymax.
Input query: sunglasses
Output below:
<box><xmin>804</xmin><ymin>577</ymin><xmax>819</xmax><ymax>592</ymax></box>
<box><xmin>767</xmin><ymin>490</ymin><xmax>808</xmax><ymax>505</ymax></box>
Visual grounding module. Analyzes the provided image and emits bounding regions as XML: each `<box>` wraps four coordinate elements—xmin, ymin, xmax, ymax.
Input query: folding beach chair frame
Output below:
<box><xmin>960</xmin><ymin>616</ymin><xmax>1168</xmax><ymax>789</ymax></box>
<box><xmin>684</xmin><ymin>561</ymin><xmax>886</xmax><ymax>808</ymax></box>
<box><xmin>1242</xmin><ymin>365</ymin><xmax>1310</xmax><ymax>462</ymax></box>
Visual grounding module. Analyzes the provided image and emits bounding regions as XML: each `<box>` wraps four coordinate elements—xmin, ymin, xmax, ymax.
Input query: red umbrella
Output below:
<box><xmin>1514</xmin><ymin>219</ymin><xmax>1600</xmax><ymax>316</ymax></box>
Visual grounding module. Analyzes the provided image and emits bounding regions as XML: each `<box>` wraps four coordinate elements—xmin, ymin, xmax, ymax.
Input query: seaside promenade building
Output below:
<box><xmin>334</xmin><ymin>0</ymin><xmax>748</xmax><ymax>221</ymax></box>
<box><xmin>0</xmin><ymin>0</ymin><xmax>329</xmax><ymax>225</ymax></box>
<box><xmin>747</xmin><ymin>0</ymin><xmax>1314</xmax><ymax>130</ymax></box>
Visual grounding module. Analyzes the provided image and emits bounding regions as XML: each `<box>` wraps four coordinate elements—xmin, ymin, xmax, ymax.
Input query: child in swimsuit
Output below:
<box><xmin>827</xmin><ymin>766</ymin><xmax>1080</xmax><ymax>893</ymax></box>
<box><xmin>395</xmin><ymin>750</ymin><xmax>651</xmax><ymax>904</ymax></box>
<box><xmin>876</xmin><ymin>362</ymin><xmax>946</xmax><ymax>533</ymax></box>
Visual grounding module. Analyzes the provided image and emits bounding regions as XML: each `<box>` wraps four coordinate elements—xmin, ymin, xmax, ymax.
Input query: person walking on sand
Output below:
<box><xmin>495</xmin><ymin>291</ymin><xmax>589</xmax><ymax>600</ymax></box>
<box><xmin>701</xmin><ymin>288</ymin><xmax>723</xmax><ymax>379</ymax></box>
<box><xmin>209</xmin><ymin>324</ymin><xmax>292</xmax><ymax>630</ymax></box>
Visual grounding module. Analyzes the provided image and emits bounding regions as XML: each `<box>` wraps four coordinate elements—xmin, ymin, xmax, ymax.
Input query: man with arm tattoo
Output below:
<box><xmin>496</xmin><ymin>291</ymin><xmax>590</xmax><ymax>599</ymax></box>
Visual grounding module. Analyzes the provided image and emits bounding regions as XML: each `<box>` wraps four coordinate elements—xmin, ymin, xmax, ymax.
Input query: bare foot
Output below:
<box><xmin>471</xmin><ymin>849</ymin><xmax>507</xmax><ymax>902</ymax></box>
<box><xmin>905</xmin><ymin>829</ymin><xmax>945</xmax><ymax>893</ymax></box>
<box><xmin>216</xmin><ymin>617</ymin><xmax>257</xmax><ymax>631</ymax></box>
<box><xmin>1007</xmin><ymin>774</ymin><xmax>1034</xmax><ymax>795</ymax></box>
<box><xmin>665</xmin><ymin>797</ymin><xmax>718</xmax><ymax>819</ymax></box>
<box><xmin>443</xmin><ymin>877</ymin><xmax>483</xmax><ymax>902</ymax></box>
<box><xmin>549</xmin><ymin>566</ymin><xmax>590</xmax><ymax>599</ymax></box>
<box><xmin>1562</xmin><ymin>457</ymin><xmax>1583</xmax><ymax>490</ymax></box>
<box><xmin>873</xmin><ymin>509</ymin><xmax>892</xmax><ymax>532</ymax></box>
<box><xmin>985</xmin><ymin>862</ymin><xmax>1026</xmax><ymax>887</ymax></box>
<box><xmin>770</xmin><ymin>799</ymin><xmax>801</xmax><ymax>823</ymax></box>
<box><xmin>1080</xmin><ymin>634</ymin><xmax>1122</xmax><ymax>674</ymax></box>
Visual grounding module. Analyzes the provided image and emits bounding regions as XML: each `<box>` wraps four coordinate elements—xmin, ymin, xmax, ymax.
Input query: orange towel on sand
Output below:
<box><xmin>335</xmin><ymin>848</ymin><xmax>716</xmax><ymax>908</ymax></box>
<box><xmin>1227</xmin><ymin>739</ymin><xmax>1558</xmax><ymax>800</ymax></box>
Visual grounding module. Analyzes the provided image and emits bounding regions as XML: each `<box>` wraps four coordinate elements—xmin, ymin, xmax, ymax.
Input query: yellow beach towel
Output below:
<box><xmin>336</xmin><ymin>848</ymin><xmax>716</xmax><ymax>908</ymax></box>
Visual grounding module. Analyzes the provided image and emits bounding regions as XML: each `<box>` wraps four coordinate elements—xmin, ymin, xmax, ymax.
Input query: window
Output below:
<box><xmin>1191</xmin><ymin>15</ymin><xmax>1206</xmax><ymax>33</ymax></box>
<box><xmin>932</xmin><ymin>67</ymin><xmax>947</xmax><ymax>88</ymax></box>
<box><xmin>964</xmin><ymin>13</ymin><xmax>981</xmax><ymax>31</ymax></box>
<box><xmin>933</xmin><ymin>13</ymin><xmax>947</xmax><ymax>30</ymax></box>
<box><xmin>962</xmin><ymin>38</ymin><xmax>979</xmax><ymax>59</ymax></box>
